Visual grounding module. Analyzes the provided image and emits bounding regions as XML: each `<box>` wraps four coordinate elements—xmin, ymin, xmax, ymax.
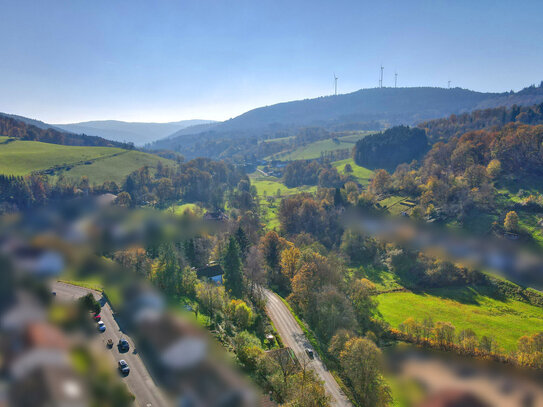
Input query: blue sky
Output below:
<box><xmin>1</xmin><ymin>0</ymin><xmax>542</xmax><ymax>123</ymax></box>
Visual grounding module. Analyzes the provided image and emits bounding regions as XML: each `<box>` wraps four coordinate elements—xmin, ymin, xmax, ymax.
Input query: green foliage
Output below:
<box><xmin>353</xmin><ymin>126</ymin><xmax>428</xmax><ymax>171</ymax></box>
<box><xmin>78</xmin><ymin>292</ymin><xmax>101</xmax><ymax>315</ymax></box>
<box><xmin>222</xmin><ymin>236</ymin><xmax>244</xmax><ymax>298</ymax></box>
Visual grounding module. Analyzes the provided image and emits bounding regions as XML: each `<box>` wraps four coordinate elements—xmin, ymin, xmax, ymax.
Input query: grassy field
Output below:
<box><xmin>0</xmin><ymin>138</ymin><xmax>172</xmax><ymax>184</ymax></box>
<box><xmin>332</xmin><ymin>158</ymin><xmax>373</xmax><ymax>186</ymax></box>
<box><xmin>0</xmin><ymin>139</ymin><xmax>125</xmax><ymax>176</ymax></box>
<box><xmin>166</xmin><ymin>203</ymin><xmax>203</xmax><ymax>215</ymax></box>
<box><xmin>57</xmin><ymin>150</ymin><xmax>172</xmax><ymax>184</ymax></box>
<box><xmin>267</xmin><ymin>132</ymin><xmax>372</xmax><ymax>161</ymax></box>
<box><xmin>377</xmin><ymin>286</ymin><xmax>543</xmax><ymax>351</ymax></box>
<box><xmin>250</xmin><ymin>173</ymin><xmax>317</xmax><ymax>229</ymax></box>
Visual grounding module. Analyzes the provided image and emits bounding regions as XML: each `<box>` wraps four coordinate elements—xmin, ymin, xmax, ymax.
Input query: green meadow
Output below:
<box><xmin>377</xmin><ymin>286</ymin><xmax>543</xmax><ymax>351</ymax></box>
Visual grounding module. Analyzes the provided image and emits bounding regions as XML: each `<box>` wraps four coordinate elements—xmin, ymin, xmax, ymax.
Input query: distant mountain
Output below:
<box><xmin>0</xmin><ymin>112</ymin><xmax>64</xmax><ymax>132</ymax></box>
<box><xmin>150</xmin><ymin>84</ymin><xmax>543</xmax><ymax>157</ymax></box>
<box><xmin>0</xmin><ymin>114</ymin><xmax>131</xmax><ymax>148</ymax></box>
<box><xmin>55</xmin><ymin>119</ymin><xmax>216</xmax><ymax>146</ymax></box>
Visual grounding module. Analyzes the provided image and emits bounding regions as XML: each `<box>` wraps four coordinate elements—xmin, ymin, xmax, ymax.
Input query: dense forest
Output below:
<box><xmin>353</xmin><ymin>125</ymin><xmax>429</xmax><ymax>170</ymax></box>
<box><xmin>420</xmin><ymin>102</ymin><xmax>543</xmax><ymax>143</ymax></box>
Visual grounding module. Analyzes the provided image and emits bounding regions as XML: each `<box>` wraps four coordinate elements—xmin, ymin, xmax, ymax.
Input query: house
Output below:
<box><xmin>95</xmin><ymin>193</ymin><xmax>117</xmax><ymax>207</ymax></box>
<box><xmin>10</xmin><ymin>246</ymin><xmax>64</xmax><ymax>277</ymax></box>
<box><xmin>136</xmin><ymin>313</ymin><xmax>208</xmax><ymax>372</ymax></box>
<box><xmin>203</xmin><ymin>211</ymin><xmax>229</xmax><ymax>222</ymax></box>
<box><xmin>197</xmin><ymin>262</ymin><xmax>224</xmax><ymax>284</ymax></box>
<box><xmin>9</xmin><ymin>364</ymin><xmax>88</xmax><ymax>407</ymax></box>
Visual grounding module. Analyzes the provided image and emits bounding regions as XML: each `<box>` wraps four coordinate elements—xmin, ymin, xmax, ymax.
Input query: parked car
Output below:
<box><xmin>97</xmin><ymin>321</ymin><xmax>106</xmax><ymax>332</ymax></box>
<box><xmin>118</xmin><ymin>338</ymin><xmax>129</xmax><ymax>351</ymax></box>
<box><xmin>93</xmin><ymin>314</ymin><xmax>101</xmax><ymax>321</ymax></box>
<box><xmin>118</xmin><ymin>360</ymin><xmax>130</xmax><ymax>375</ymax></box>
<box><xmin>305</xmin><ymin>348</ymin><xmax>314</xmax><ymax>358</ymax></box>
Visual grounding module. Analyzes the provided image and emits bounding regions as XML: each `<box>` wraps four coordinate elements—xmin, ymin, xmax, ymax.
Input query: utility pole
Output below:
<box><xmin>334</xmin><ymin>73</ymin><xmax>338</xmax><ymax>96</ymax></box>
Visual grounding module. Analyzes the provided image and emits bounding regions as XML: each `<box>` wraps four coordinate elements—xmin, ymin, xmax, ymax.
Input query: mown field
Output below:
<box><xmin>377</xmin><ymin>286</ymin><xmax>543</xmax><ymax>351</ymax></box>
<box><xmin>267</xmin><ymin>132</ymin><xmax>372</xmax><ymax>161</ymax></box>
<box><xmin>332</xmin><ymin>158</ymin><xmax>373</xmax><ymax>186</ymax></box>
<box><xmin>0</xmin><ymin>138</ymin><xmax>125</xmax><ymax>176</ymax></box>
<box><xmin>0</xmin><ymin>138</ymin><xmax>172</xmax><ymax>184</ymax></box>
<box><xmin>57</xmin><ymin>150</ymin><xmax>172</xmax><ymax>184</ymax></box>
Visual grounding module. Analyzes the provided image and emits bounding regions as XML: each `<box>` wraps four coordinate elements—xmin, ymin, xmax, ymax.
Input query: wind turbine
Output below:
<box><xmin>379</xmin><ymin>65</ymin><xmax>384</xmax><ymax>88</ymax></box>
<box><xmin>334</xmin><ymin>73</ymin><xmax>338</xmax><ymax>96</ymax></box>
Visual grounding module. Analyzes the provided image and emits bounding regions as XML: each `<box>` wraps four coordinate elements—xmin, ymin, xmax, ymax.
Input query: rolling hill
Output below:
<box><xmin>0</xmin><ymin>136</ymin><xmax>172</xmax><ymax>184</ymax></box>
<box><xmin>149</xmin><ymin>84</ymin><xmax>543</xmax><ymax>158</ymax></box>
<box><xmin>55</xmin><ymin>119</ymin><xmax>216</xmax><ymax>146</ymax></box>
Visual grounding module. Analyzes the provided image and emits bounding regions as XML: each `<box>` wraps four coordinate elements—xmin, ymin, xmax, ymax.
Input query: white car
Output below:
<box><xmin>97</xmin><ymin>320</ymin><xmax>106</xmax><ymax>332</ymax></box>
<box><xmin>118</xmin><ymin>359</ymin><xmax>130</xmax><ymax>375</ymax></box>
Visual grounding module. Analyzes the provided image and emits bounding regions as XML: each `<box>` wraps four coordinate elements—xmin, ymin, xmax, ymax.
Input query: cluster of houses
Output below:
<box><xmin>123</xmin><ymin>283</ymin><xmax>262</xmax><ymax>406</ymax></box>
<box><xmin>0</xmin><ymin>292</ymin><xmax>89</xmax><ymax>407</ymax></box>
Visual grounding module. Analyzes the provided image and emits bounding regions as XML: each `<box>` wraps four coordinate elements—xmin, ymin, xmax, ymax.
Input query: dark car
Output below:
<box><xmin>305</xmin><ymin>348</ymin><xmax>314</xmax><ymax>358</ymax></box>
<box><xmin>118</xmin><ymin>359</ymin><xmax>130</xmax><ymax>375</ymax></box>
<box><xmin>118</xmin><ymin>338</ymin><xmax>130</xmax><ymax>351</ymax></box>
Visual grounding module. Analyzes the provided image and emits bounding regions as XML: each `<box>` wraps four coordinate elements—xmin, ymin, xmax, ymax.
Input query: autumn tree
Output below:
<box><xmin>486</xmin><ymin>159</ymin><xmax>502</xmax><ymax>179</ymax></box>
<box><xmin>227</xmin><ymin>299</ymin><xmax>254</xmax><ymax>330</ymax></box>
<box><xmin>368</xmin><ymin>169</ymin><xmax>392</xmax><ymax>196</ymax></box>
<box><xmin>504</xmin><ymin>211</ymin><xmax>520</xmax><ymax>232</ymax></box>
<box><xmin>339</xmin><ymin>337</ymin><xmax>391</xmax><ymax>406</ymax></box>
<box><xmin>116</xmin><ymin>191</ymin><xmax>132</xmax><ymax>207</ymax></box>
<box><xmin>280</xmin><ymin>245</ymin><xmax>301</xmax><ymax>280</ymax></box>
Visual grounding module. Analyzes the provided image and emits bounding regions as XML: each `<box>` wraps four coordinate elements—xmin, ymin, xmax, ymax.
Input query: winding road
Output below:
<box><xmin>264</xmin><ymin>289</ymin><xmax>351</xmax><ymax>407</ymax></box>
<box><xmin>52</xmin><ymin>282</ymin><xmax>167</xmax><ymax>407</ymax></box>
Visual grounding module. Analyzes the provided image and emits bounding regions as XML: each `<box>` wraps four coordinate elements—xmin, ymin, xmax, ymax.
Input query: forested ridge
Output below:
<box><xmin>0</xmin><ymin>115</ymin><xmax>133</xmax><ymax>148</ymax></box>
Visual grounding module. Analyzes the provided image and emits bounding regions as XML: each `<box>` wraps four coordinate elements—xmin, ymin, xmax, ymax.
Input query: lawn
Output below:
<box><xmin>332</xmin><ymin>158</ymin><xmax>373</xmax><ymax>186</ymax></box>
<box><xmin>166</xmin><ymin>203</ymin><xmax>203</xmax><ymax>215</ymax></box>
<box><xmin>377</xmin><ymin>286</ymin><xmax>543</xmax><ymax>352</ymax></box>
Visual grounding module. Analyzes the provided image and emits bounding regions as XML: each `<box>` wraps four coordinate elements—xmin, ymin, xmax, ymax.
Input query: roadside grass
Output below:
<box><xmin>332</xmin><ymin>158</ymin><xmax>373</xmax><ymax>186</ymax></box>
<box><xmin>58</xmin><ymin>278</ymin><xmax>122</xmax><ymax>311</ymax></box>
<box><xmin>377</xmin><ymin>286</ymin><xmax>543</xmax><ymax>352</ymax></box>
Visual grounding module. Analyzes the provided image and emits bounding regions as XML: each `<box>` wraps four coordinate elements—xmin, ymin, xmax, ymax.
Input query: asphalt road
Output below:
<box><xmin>52</xmin><ymin>282</ymin><xmax>167</xmax><ymax>407</ymax></box>
<box><xmin>264</xmin><ymin>289</ymin><xmax>351</xmax><ymax>407</ymax></box>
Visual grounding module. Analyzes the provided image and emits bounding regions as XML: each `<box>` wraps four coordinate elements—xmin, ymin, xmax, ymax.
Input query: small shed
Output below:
<box><xmin>197</xmin><ymin>262</ymin><xmax>224</xmax><ymax>284</ymax></box>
